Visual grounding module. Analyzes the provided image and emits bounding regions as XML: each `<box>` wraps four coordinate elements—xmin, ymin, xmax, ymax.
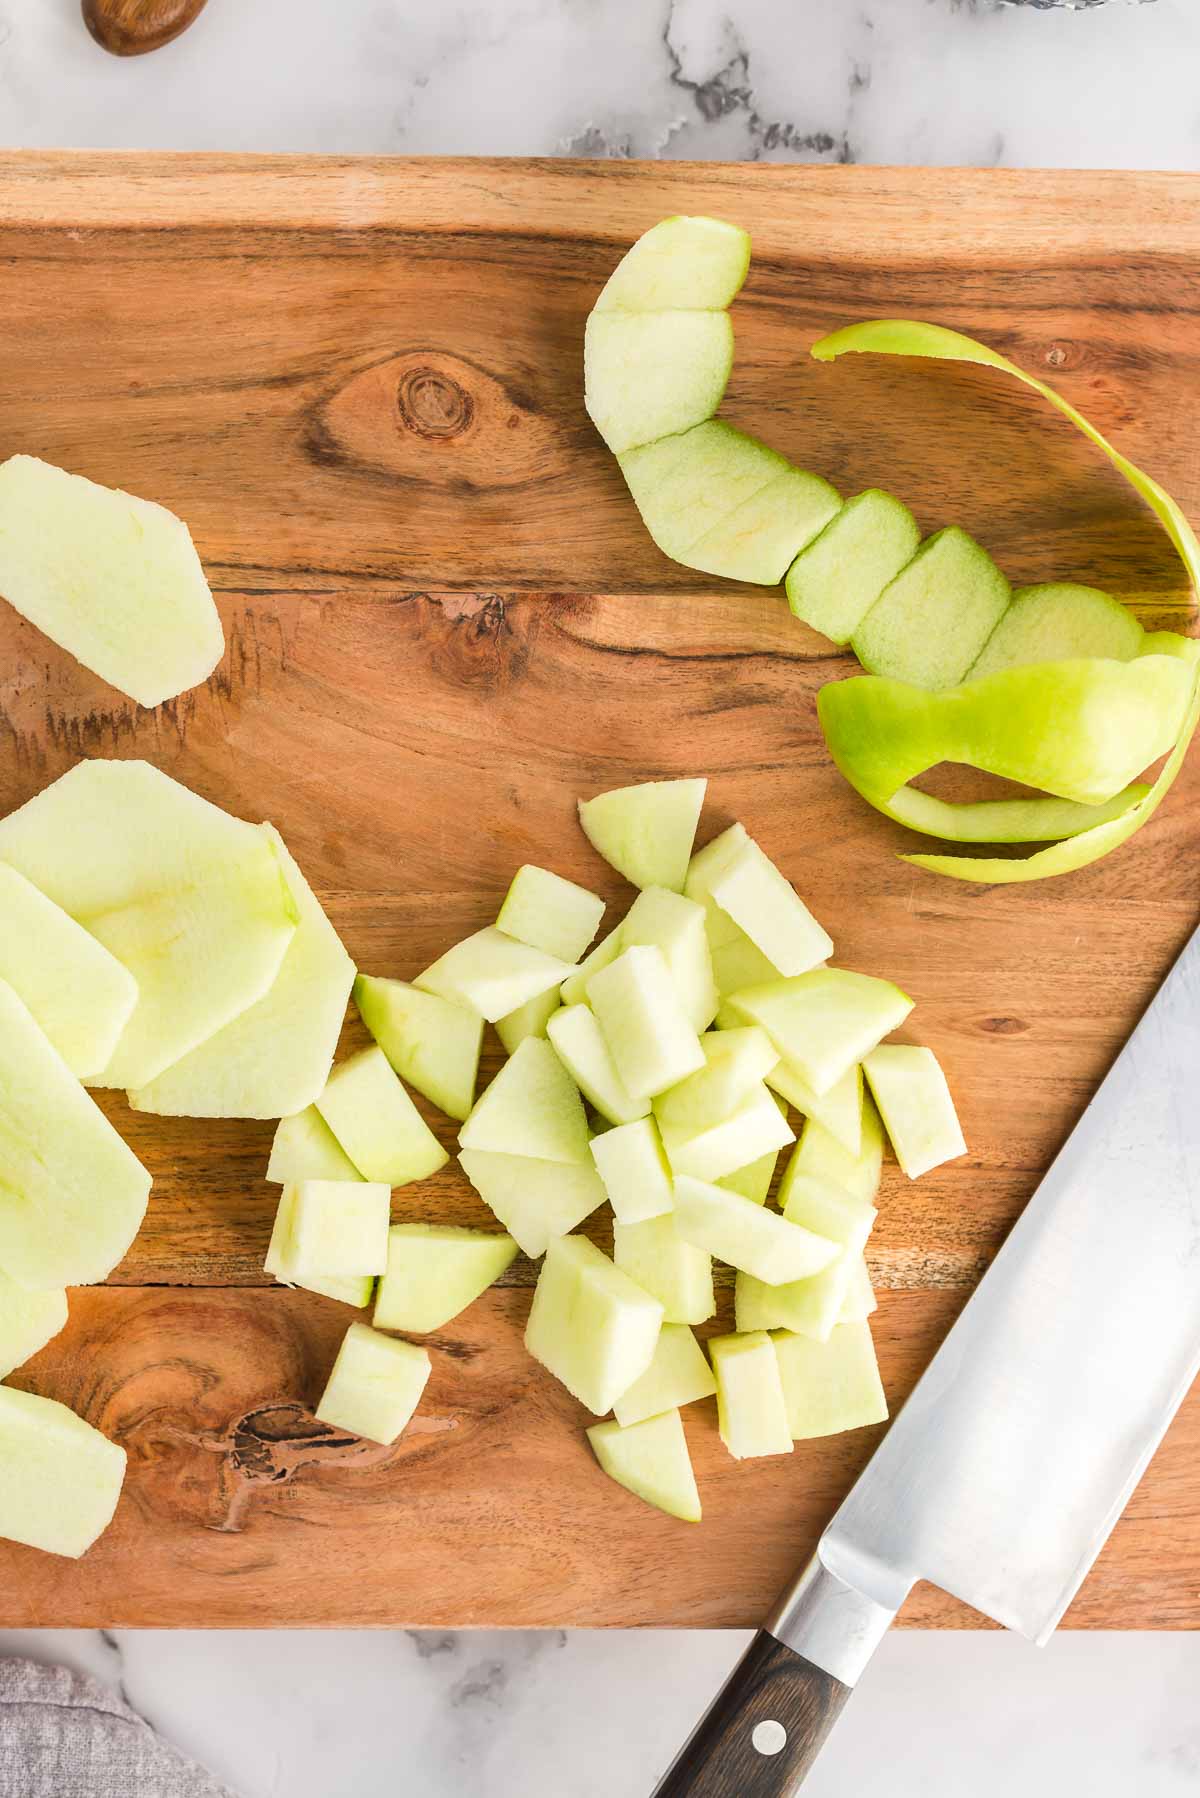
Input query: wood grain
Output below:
<box><xmin>0</xmin><ymin>156</ymin><xmax>1197</xmax><ymax>1627</ymax></box>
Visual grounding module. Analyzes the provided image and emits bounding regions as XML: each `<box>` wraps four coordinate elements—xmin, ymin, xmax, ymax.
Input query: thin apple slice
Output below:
<box><xmin>618</xmin><ymin>421</ymin><xmax>791</xmax><ymax>564</ymax></box>
<box><xmin>459</xmin><ymin>1038</ymin><xmax>590</xmax><ymax>1166</ymax></box>
<box><xmin>654</xmin><ymin>1027</ymin><xmax>779</xmax><ymax>1135</ymax></box>
<box><xmin>129</xmin><ymin>827</ymin><xmax>354</xmax><ymax>1119</ymax></box>
<box><xmin>354</xmin><ymin>975</ymin><xmax>482</xmax><ymax>1123</ymax></box>
<box><xmin>315</xmin><ymin>1322</ymin><xmax>431</xmax><ymax>1444</ymax></box>
<box><xmin>496</xmin><ymin>865</ymin><xmax>605</xmax><ymax>964</ymax></box>
<box><xmin>612</xmin><ymin>1324</ymin><xmax>717</xmax><ymax>1429</ymax></box>
<box><xmin>373</xmin><ymin>1224</ymin><xmax>517</xmax><ymax>1333</ymax></box>
<box><xmin>612</xmin><ymin>1214</ymin><xmax>714</xmax><ymax>1326</ymax></box>
<box><xmin>620</xmin><ymin>887</ymin><xmax>718</xmax><ymax>1032</ymax></box>
<box><xmin>589</xmin><ymin>945</ymin><xmax>705</xmax><ymax>1101</ymax></box>
<box><xmin>0</xmin><ymin>1271</ymin><xmax>67</xmax><ymax>1378</ymax></box>
<box><xmin>687</xmin><ymin>466</ymin><xmax>841</xmax><ymax>586</ymax></box>
<box><xmin>495</xmin><ymin>987</ymin><xmax>561</xmax><ymax>1055</ymax></box>
<box><xmin>578</xmin><ymin>778</ymin><xmax>706</xmax><ymax>894</ymax></box>
<box><xmin>0</xmin><ymin>1385</ymin><xmax>126</xmax><ymax>1557</ymax></box>
<box><xmin>863</xmin><ymin>1044</ymin><xmax>966</xmax><ymax>1177</ymax></box>
<box><xmin>267</xmin><ymin>1105</ymin><xmax>364</xmax><ymax>1185</ymax></box>
<box><xmin>591</xmin><ymin>1116</ymin><xmax>674</xmax><ymax>1224</ymax></box>
<box><xmin>728</xmin><ymin>968</ymin><xmax>913</xmax><ymax>1096</ymax></box>
<box><xmin>772</xmin><ymin>1322</ymin><xmax>888</xmax><ymax>1439</ymax></box>
<box><xmin>546</xmin><ymin>1003</ymin><xmax>650</xmax><ymax>1126</ymax></box>
<box><xmin>316</xmin><ymin>1046</ymin><xmax>447</xmax><ymax>1186</ymax></box>
<box><xmin>525</xmin><ymin>1235</ymin><xmax>663</xmax><ymax>1417</ymax></box>
<box><xmin>458</xmin><ymin>1149</ymin><xmax>606</xmax><ymax>1258</ymax></box>
<box><xmin>0</xmin><ymin>863</ymin><xmax>136</xmax><ymax>1081</ymax></box>
<box><xmin>0</xmin><ymin>453</ymin><xmax>223</xmax><ymax>708</ymax></box>
<box><xmin>263</xmin><ymin>1186</ymin><xmax>373</xmax><ymax>1308</ymax></box>
<box><xmin>785</xmin><ymin>488</ymin><xmax>921</xmax><ymax>645</ymax></box>
<box><xmin>593</xmin><ymin>215</ymin><xmax>750</xmax><ymax>313</ymax></box>
<box><xmin>709</xmin><ymin>1332</ymin><xmax>793</xmax><ymax>1460</ymax></box>
<box><xmin>765</xmin><ymin>1059</ymin><xmax>864</xmax><ymax>1156</ymax></box>
<box><xmin>587</xmin><ymin>1409</ymin><xmax>702</xmax><ymax>1523</ymax></box>
<box><xmin>660</xmin><ymin>1082</ymin><xmax>795</xmax><ymax>1184</ymax></box>
<box><xmin>852</xmin><ymin>525</ymin><xmax>1012</xmax><ymax>690</ymax></box>
<box><xmin>969</xmin><ymin>582</ymin><xmax>1143</xmax><ymax>678</ymax></box>
<box><xmin>585</xmin><ymin>309</ymin><xmax>734</xmax><ymax>454</ymax></box>
<box><xmin>672</xmin><ymin>1175</ymin><xmax>838</xmax><ymax>1286</ymax></box>
<box><xmin>415</xmin><ymin>927</ymin><xmax>572</xmax><ymax>1023</ymax></box>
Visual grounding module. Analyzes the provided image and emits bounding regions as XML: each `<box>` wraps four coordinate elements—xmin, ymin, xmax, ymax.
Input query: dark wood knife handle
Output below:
<box><xmin>83</xmin><ymin>0</ymin><xmax>208</xmax><ymax>56</ymax></box>
<box><xmin>652</xmin><ymin>1629</ymin><xmax>851</xmax><ymax>1797</ymax></box>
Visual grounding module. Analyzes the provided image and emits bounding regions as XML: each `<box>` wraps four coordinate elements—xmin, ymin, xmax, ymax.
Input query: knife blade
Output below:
<box><xmin>653</xmin><ymin>920</ymin><xmax>1200</xmax><ymax>1796</ymax></box>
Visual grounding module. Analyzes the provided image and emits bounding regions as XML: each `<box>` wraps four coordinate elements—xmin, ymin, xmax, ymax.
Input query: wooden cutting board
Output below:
<box><xmin>0</xmin><ymin>154</ymin><xmax>1198</xmax><ymax>1630</ymax></box>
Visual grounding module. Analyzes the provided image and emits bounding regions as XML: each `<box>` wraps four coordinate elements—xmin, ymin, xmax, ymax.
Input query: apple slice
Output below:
<box><xmin>578</xmin><ymin>778</ymin><xmax>706</xmax><ymax>894</ymax></box>
<box><xmin>0</xmin><ymin>863</ymin><xmax>136</xmax><ymax>1080</ymax></box>
<box><xmin>660</xmin><ymin>1082</ymin><xmax>795</xmax><ymax>1183</ymax></box>
<box><xmin>719</xmin><ymin>1148</ymin><xmax>779</xmax><ymax>1205</ymax></box>
<box><xmin>0</xmin><ymin>1385</ymin><xmax>126</xmax><ymax>1557</ymax></box>
<box><xmin>673</xmin><ymin>1175</ymin><xmax>839</xmax><ymax>1286</ymax></box>
<box><xmin>315</xmin><ymin>1322</ymin><xmax>431</xmax><ymax>1444</ymax></box>
<box><xmin>613</xmin><ymin>1214</ymin><xmax>714</xmax><ymax>1325</ymax></box>
<box><xmin>0</xmin><ymin>760</ymin><xmax>297</xmax><ymax>1091</ymax></box>
<box><xmin>654</xmin><ymin>1027</ymin><xmax>779</xmax><ymax>1135</ymax></box>
<box><xmin>373</xmin><ymin>1224</ymin><xmax>517</xmax><ymax>1333</ymax></box>
<box><xmin>709</xmin><ymin>1332</ymin><xmax>793</xmax><ymax>1460</ymax></box>
<box><xmin>765</xmin><ymin>1059</ymin><xmax>864</xmax><ymax>1156</ymax></box>
<box><xmin>839</xmin><ymin>1256</ymin><xmax>877</xmax><ymax>1323</ymax></box>
<box><xmin>354</xmin><ymin>975</ymin><xmax>482</xmax><ymax>1123</ymax></box>
<box><xmin>620</xmin><ymin>887</ymin><xmax>718</xmax><ymax>1032</ymax></box>
<box><xmin>560</xmin><ymin>924</ymin><xmax>625</xmax><ymax>1006</ymax></box>
<box><xmin>283</xmin><ymin>1180</ymin><xmax>390</xmax><ymax>1279</ymax></box>
<box><xmin>525</xmin><ymin>1235</ymin><xmax>663</xmax><ymax>1416</ymax></box>
<box><xmin>618</xmin><ymin>421</ymin><xmax>794</xmax><ymax>563</ymax></box>
<box><xmin>316</xmin><ymin>1047</ymin><xmax>447</xmax><ymax>1186</ymax></box>
<box><xmin>263</xmin><ymin>1186</ymin><xmax>374</xmax><ymax>1308</ymax></box>
<box><xmin>547</xmin><ymin>1003</ymin><xmax>650</xmax><ymax>1126</ymax></box>
<box><xmin>587</xmin><ymin>1409</ymin><xmax>702</xmax><ymax>1523</ymax></box>
<box><xmin>728</xmin><ymin>968</ymin><xmax>913</xmax><ymax>1096</ymax></box>
<box><xmin>736</xmin><ymin>1176</ymin><xmax>876</xmax><ymax>1341</ymax></box>
<box><xmin>0</xmin><ymin>1271</ymin><xmax>68</xmax><ymax>1378</ymax></box>
<box><xmin>785</xmin><ymin>488</ymin><xmax>921</xmax><ymax>645</ymax></box>
<box><xmin>772</xmin><ymin>1322</ymin><xmax>888</xmax><ymax>1440</ymax></box>
<box><xmin>496</xmin><ymin>987</ymin><xmax>561</xmax><ymax>1055</ymax></box>
<box><xmin>852</xmin><ymin>525</ymin><xmax>1012</xmax><ymax>690</ymax></box>
<box><xmin>697</xmin><ymin>828</ymin><xmax>833</xmax><ymax>977</ymax></box>
<box><xmin>459</xmin><ymin>1037</ymin><xmax>590</xmax><ymax>1166</ymax></box>
<box><xmin>0</xmin><ymin>453</ymin><xmax>223</xmax><ymax>708</ymax></box>
<box><xmin>267</xmin><ymin>1105</ymin><xmax>364</xmax><ymax>1185</ymax></box>
<box><xmin>593</xmin><ymin>215</ymin><xmax>750</xmax><ymax>313</ymax></box>
<box><xmin>129</xmin><ymin>827</ymin><xmax>354</xmax><ymax>1119</ymax></box>
<box><xmin>458</xmin><ymin>1149</ymin><xmax>606</xmax><ymax>1258</ymax></box>
<box><xmin>688</xmin><ymin>467</ymin><xmax>842</xmax><ymax>586</ymax></box>
<box><xmin>969</xmin><ymin>582</ymin><xmax>1143</xmax><ymax>679</ymax></box>
<box><xmin>0</xmin><ymin>979</ymin><xmax>151</xmax><ymax>1289</ymax></box>
<box><xmin>497</xmin><ymin>864</ymin><xmax>605</xmax><ymax>964</ymax></box>
<box><xmin>711</xmin><ymin>932</ymin><xmax>781</xmax><ymax>998</ymax></box>
<box><xmin>589</xmin><ymin>945</ymin><xmax>705</xmax><ymax>1101</ymax></box>
<box><xmin>612</xmin><ymin>1323</ymin><xmax>717</xmax><ymax>1429</ymax></box>
<box><xmin>863</xmin><ymin>1044</ymin><xmax>966</xmax><ymax>1177</ymax></box>
<box><xmin>591</xmin><ymin>1116</ymin><xmax>674</xmax><ymax>1224</ymax></box>
<box><xmin>585</xmin><ymin>309</ymin><xmax>734</xmax><ymax>454</ymax></box>
<box><xmin>415</xmin><ymin>927</ymin><xmax>571</xmax><ymax>1023</ymax></box>
<box><xmin>790</xmin><ymin>1099</ymin><xmax>884</xmax><ymax>1205</ymax></box>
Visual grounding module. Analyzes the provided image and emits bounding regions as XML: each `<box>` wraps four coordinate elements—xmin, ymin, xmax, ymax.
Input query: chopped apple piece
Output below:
<box><xmin>863</xmin><ymin>1044</ymin><xmax>966</xmax><ymax>1178</ymax></box>
<box><xmin>578</xmin><ymin>778</ymin><xmax>707</xmax><ymax>894</ymax></box>
<box><xmin>315</xmin><ymin>1322</ymin><xmax>431</xmax><ymax>1445</ymax></box>
<box><xmin>654</xmin><ymin>1027</ymin><xmax>778</xmax><ymax>1135</ymax></box>
<box><xmin>612</xmin><ymin>1323</ymin><xmax>717</xmax><ymax>1428</ymax></box>
<box><xmin>459</xmin><ymin>1038</ymin><xmax>591</xmax><ymax>1166</ymax></box>
<box><xmin>709</xmin><ymin>1332</ymin><xmax>793</xmax><ymax>1460</ymax></box>
<box><xmin>0</xmin><ymin>760</ymin><xmax>297</xmax><ymax>1090</ymax></box>
<box><xmin>0</xmin><ymin>979</ymin><xmax>150</xmax><ymax>1289</ymax></box>
<box><xmin>618</xmin><ymin>422</ymin><xmax>791</xmax><ymax>565</ymax></box>
<box><xmin>589</xmin><ymin>945</ymin><xmax>705</xmax><ymax>1101</ymax></box>
<box><xmin>661</xmin><ymin>1082</ymin><xmax>794</xmax><ymax>1184</ymax></box>
<box><xmin>711</xmin><ymin>932</ymin><xmax>781</xmax><ymax>997</ymax></box>
<box><xmin>0</xmin><ymin>863</ymin><xmax>136</xmax><ymax>1080</ymax></box>
<box><xmin>736</xmin><ymin>1176</ymin><xmax>876</xmax><ymax>1341</ymax></box>
<box><xmin>590</xmin><ymin>1116</ymin><xmax>674</xmax><ymax>1224</ymax></box>
<box><xmin>587</xmin><ymin>1409</ymin><xmax>702</xmax><ymax>1523</ymax></box>
<box><xmin>719</xmin><ymin>1148</ymin><xmax>779</xmax><ymax>1206</ymax></box>
<box><xmin>593</xmin><ymin>215</ymin><xmax>750</xmax><ymax>313</ymax></box>
<box><xmin>263</xmin><ymin>1186</ymin><xmax>375</xmax><ymax>1308</ymax></box>
<box><xmin>495</xmin><ymin>987</ymin><xmax>561</xmax><ymax>1055</ymax></box>
<box><xmin>687</xmin><ymin>467</ymin><xmax>841</xmax><ymax>586</ymax></box>
<box><xmin>772</xmin><ymin>1322</ymin><xmax>888</xmax><ymax>1439</ymax></box>
<box><xmin>789</xmin><ymin>1100</ymin><xmax>884</xmax><ymax>1206</ymax></box>
<box><xmin>785</xmin><ymin>488</ymin><xmax>921</xmax><ymax>646</ymax></box>
<box><xmin>766</xmin><ymin>1059</ymin><xmax>864</xmax><ymax>1156</ymax></box>
<box><xmin>620</xmin><ymin>887</ymin><xmax>718</xmax><ymax>1031</ymax></box>
<box><xmin>585</xmin><ymin>309</ymin><xmax>734</xmax><ymax>454</ymax></box>
<box><xmin>0</xmin><ymin>1385</ymin><xmax>126</xmax><ymax>1557</ymax></box>
<box><xmin>686</xmin><ymin>822</ymin><xmax>749</xmax><ymax>946</ymax></box>
<box><xmin>496</xmin><ymin>865</ymin><xmax>605</xmax><ymax>964</ymax></box>
<box><xmin>613</xmin><ymin>1214</ymin><xmax>714</xmax><ymax>1325</ymax></box>
<box><xmin>284</xmin><ymin>1180</ymin><xmax>390</xmax><ymax>1279</ymax></box>
<box><xmin>373</xmin><ymin>1224</ymin><xmax>517</xmax><ymax>1333</ymax></box>
<box><xmin>525</xmin><ymin>1235</ymin><xmax>663</xmax><ymax>1416</ymax></box>
<box><xmin>560</xmin><ymin>925</ymin><xmax>625</xmax><ymax>1006</ymax></box>
<box><xmin>458</xmin><ymin>1149</ymin><xmax>606</xmax><ymax>1258</ymax></box>
<box><xmin>0</xmin><ymin>1271</ymin><xmax>67</xmax><ymax>1378</ymax></box>
<box><xmin>852</xmin><ymin>525</ymin><xmax>1012</xmax><ymax>691</ymax></box>
<box><xmin>316</xmin><ymin>1047</ymin><xmax>447</xmax><ymax>1186</ymax></box>
<box><xmin>693</xmin><ymin>826</ymin><xmax>833</xmax><ymax>976</ymax></box>
<box><xmin>130</xmin><ymin>827</ymin><xmax>354</xmax><ymax>1119</ymax></box>
<box><xmin>728</xmin><ymin>968</ymin><xmax>913</xmax><ymax>1096</ymax></box>
<box><xmin>839</xmin><ymin>1256</ymin><xmax>877</xmax><ymax>1323</ymax></box>
<box><xmin>267</xmin><ymin>1105</ymin><xmax>363</xmax><ymax>1185</ymax></box>
<box><xmin>0</xmin><ymin>453</ymin><xmax>223</xmax><ymax>708</ymax></box>
<box><xmin>672</xmin><ymin>1175</ymin><xmax>838</xmax><ymax>1286</ymax></box>
<box><xmin>546</xmin><ymin>1003</ymin><xmax>650</xmax><ymax>1126</ymax></box>
<box><xmin>415</xmin><ymin>927</ymin><xmax>571</xmax><ymax>1023</ymax></box>
<box><xmin>354</xmin><ymin>975</ymin><xmax>482</xmax><ymax>1123</ymax></box>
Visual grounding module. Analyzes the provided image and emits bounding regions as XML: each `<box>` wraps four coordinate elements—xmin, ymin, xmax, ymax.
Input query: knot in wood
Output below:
<box><xmin>396</xmin><ymin>365</ymin><xmax>475</xmax><ymax>440</ymax></box>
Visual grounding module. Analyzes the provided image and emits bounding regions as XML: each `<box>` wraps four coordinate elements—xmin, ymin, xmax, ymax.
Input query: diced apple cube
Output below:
<box><xmin>736</xmin><ymin>1174</ymin><xmax>876</xmax><ymax>1341</ymax></box>
<box><xmin>284</xmin><ymin>1180</ymin><xmax>391</xmax><ymax>1279</ymax></box>
<box><xmin>695</xmin><ymin>826</ymin><xmax>833</xmax><ymax>977</ymax></box>
<box><xmin>587</xmin><ymin>1409</ymin><xmax>702</xmax><ymax>1522</ymax></box>
<box><xmin>660</xmin><ymin>1082</ymin><xmax>795</xmax><ymax>1183</ymax></box>
<box><xmin>718</xmin><ymin>1148</ymin><xmax>779</xmax><ymax>1206</ymax></box>
<box><xmin>728</xmin><ymin>968</ymin><xmax>913</xmax><ymax>1096</ymax></box>
<box><xmin>354</xmin><ymin>975</ymin><xmax>482</xmax><ymax>1123</ymax></box>
<box><xmin>789</xmin><ymin>1100</ymin><xmax>884</xmax><ymax>1206</ymax></box>
<box><xmin>459</xmin><ymin>1037</ymin><xmax>591</xmax><ymax>1166</ymax></box>
<box><xmin>863</xmin><ymin>1044</ymin><xmax>966</xmax><ymax>1178</ymax></box>
<box><xmin>0</xmin><ymin>1270</ymin><xmax>68</xmax><ymax>1379</ymax></box>
<box><xmin>590</xmin><ymin>1116</ymin><xmax>674</xmax><ymax>1224</ymax></box>
<box><xmin>672</xmin><ymin>1175</ymin><xmax>839</xmax><ymax>1287</ymax></box>
<box><xmin>316</xmin><ymin>1322</ymin><xmax>431</xmax><ymax>1445</ymax></box>
<box><xmin>525</xmin><ymin>1235</ymin><xmax>663</xmax><ymax>1416</ymax></box>
<box><xmin>546</xmin><ymin>1004</ymin><xmax>650</xmax><ymax>1126</ymax></box>
<box><xmin>374</xmin><ymin>1224</ymin><xmax>517</xmax><ymax>1333</ymax></box>
<box><xmin>772</xmin><ymin>1322</ymin><xmax>888</xmax><ymax>1440</ymax></box>
<box><xmin>710</xmin><ymin>932</ymin><xmax>781</xmax><ymax>999</ymax></box>
<box><xmin>578</xmin><ymin>779</ymin><xmax>707</xmax><ymax>894</ymax></box>
<box><xmin>620</xmin><ymin>887</ymin><xmax>718</xmax><ymax>1032</ymax></box>
<box><xmin>560</xmin><ymin>924</ymin><xmax>625</xmax><ymax>1006</ymax></box>
<box><xmin>612</xmin><ymin>1323</ymin><xmax>717</xmax><ymax>1428</ymax></box>
<box><xmin>415</xmin><ymin>927</ymin><xmax>571</xmax><ymax>1022</ymax></box>
<box><xmin>495</xmin><ymin>988</ymin><xmax>561</xmax><ymax>1055</ymax></box>
<box><xmin>458</xmin><ymin>1149</ymin><xmax>606</xmax><ymax>1258</ymax></box>
<box><xmin>709</xmin><ymin>1332</ymin><xmax>793</xmax><ymax>1460</ymax></box>
<box><xmin>613</xmin><ymin>1215</ymin><xmax>714</xmax><ymax>1326</ymax></box>
<box><xmin>267</xmin><ymin>1105</ymin><xmax>364</xmax><ymax>1185</ymax></box>
<box><xmin>588</xmin><ymin>945</ymin><xmax>705</xmax><ymax>1101</ymax></box>
<box><xmin>766</xmin><ymin>1059</ymin><xmax>863</xmax><ymax>1156</ymax></box>
<box><xmin>839</xmin><ymin>1256</ymin><xmax>878</xmax><ymax>1323</ymax></box>
<box><xmin>0</xmin><ymin>863</ymin><xmax>136</xmax><ymax>1081</ymax></box>
<box><xmin>654</xmin><ymin>1027</ymin><xmax>778</xmax><ymax>1135</ymax></box>
<box><xmin>0</xmin><ymin>1385</ymin><xmax>126</xmax><ymax>1558</ymax></box>
<box><xmin>316</xmin><ymin>1047</ymin><xmax>447</xmax><ymax>1186</ymax></box>
<box><xmin>496</xmin><ymin>865</ymin><xmax>605</xmax><ymax>964</ymax></box>
<box><xmin>263</xmin><ymin>1186</ymin><xmax>374</xmax><ymax>1308</ymax></box>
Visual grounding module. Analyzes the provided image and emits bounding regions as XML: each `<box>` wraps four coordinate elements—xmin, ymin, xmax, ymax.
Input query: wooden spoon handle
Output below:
<box><xmin>82</xmin><ymin>0</ymin><xmax>208</xmax><ymax>56</ymax></box>
<box><xmin>651</xmin><ymin>1630</ymin><xmax>851</xmax><ymax>1796</ymax></box>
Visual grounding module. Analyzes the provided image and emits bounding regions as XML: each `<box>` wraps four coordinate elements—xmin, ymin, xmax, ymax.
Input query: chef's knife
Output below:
<box><xmin>653</xmin><ymin>921</ymin><xmax>1200</xmax><ymax>1795</ymax></box>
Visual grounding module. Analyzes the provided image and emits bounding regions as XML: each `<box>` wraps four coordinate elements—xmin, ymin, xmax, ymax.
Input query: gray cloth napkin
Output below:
<box><xmin>0</xmin><ymin>1657</ymin><xmax>240</xmax><ymax>1798</ymax></box>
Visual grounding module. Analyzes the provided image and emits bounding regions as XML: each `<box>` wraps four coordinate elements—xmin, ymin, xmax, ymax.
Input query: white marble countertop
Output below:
<box><xmin>2</xmin><ymin>2</ymin><xmax>1199</xmax><ymax>1795</ymax></box>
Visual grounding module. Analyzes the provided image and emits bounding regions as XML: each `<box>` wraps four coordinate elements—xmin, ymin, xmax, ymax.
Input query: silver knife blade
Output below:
<box><xmin>773</xmin><ymin>921</ymin><xmax>1200</xmax><ymax>1676</ymax></box>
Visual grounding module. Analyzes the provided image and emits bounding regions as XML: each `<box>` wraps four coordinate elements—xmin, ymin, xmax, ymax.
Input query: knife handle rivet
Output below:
<box><xmin>752</xmin><ymin>1720</ymin><xmax>787</xmax><ymax>1756</ymax></box>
